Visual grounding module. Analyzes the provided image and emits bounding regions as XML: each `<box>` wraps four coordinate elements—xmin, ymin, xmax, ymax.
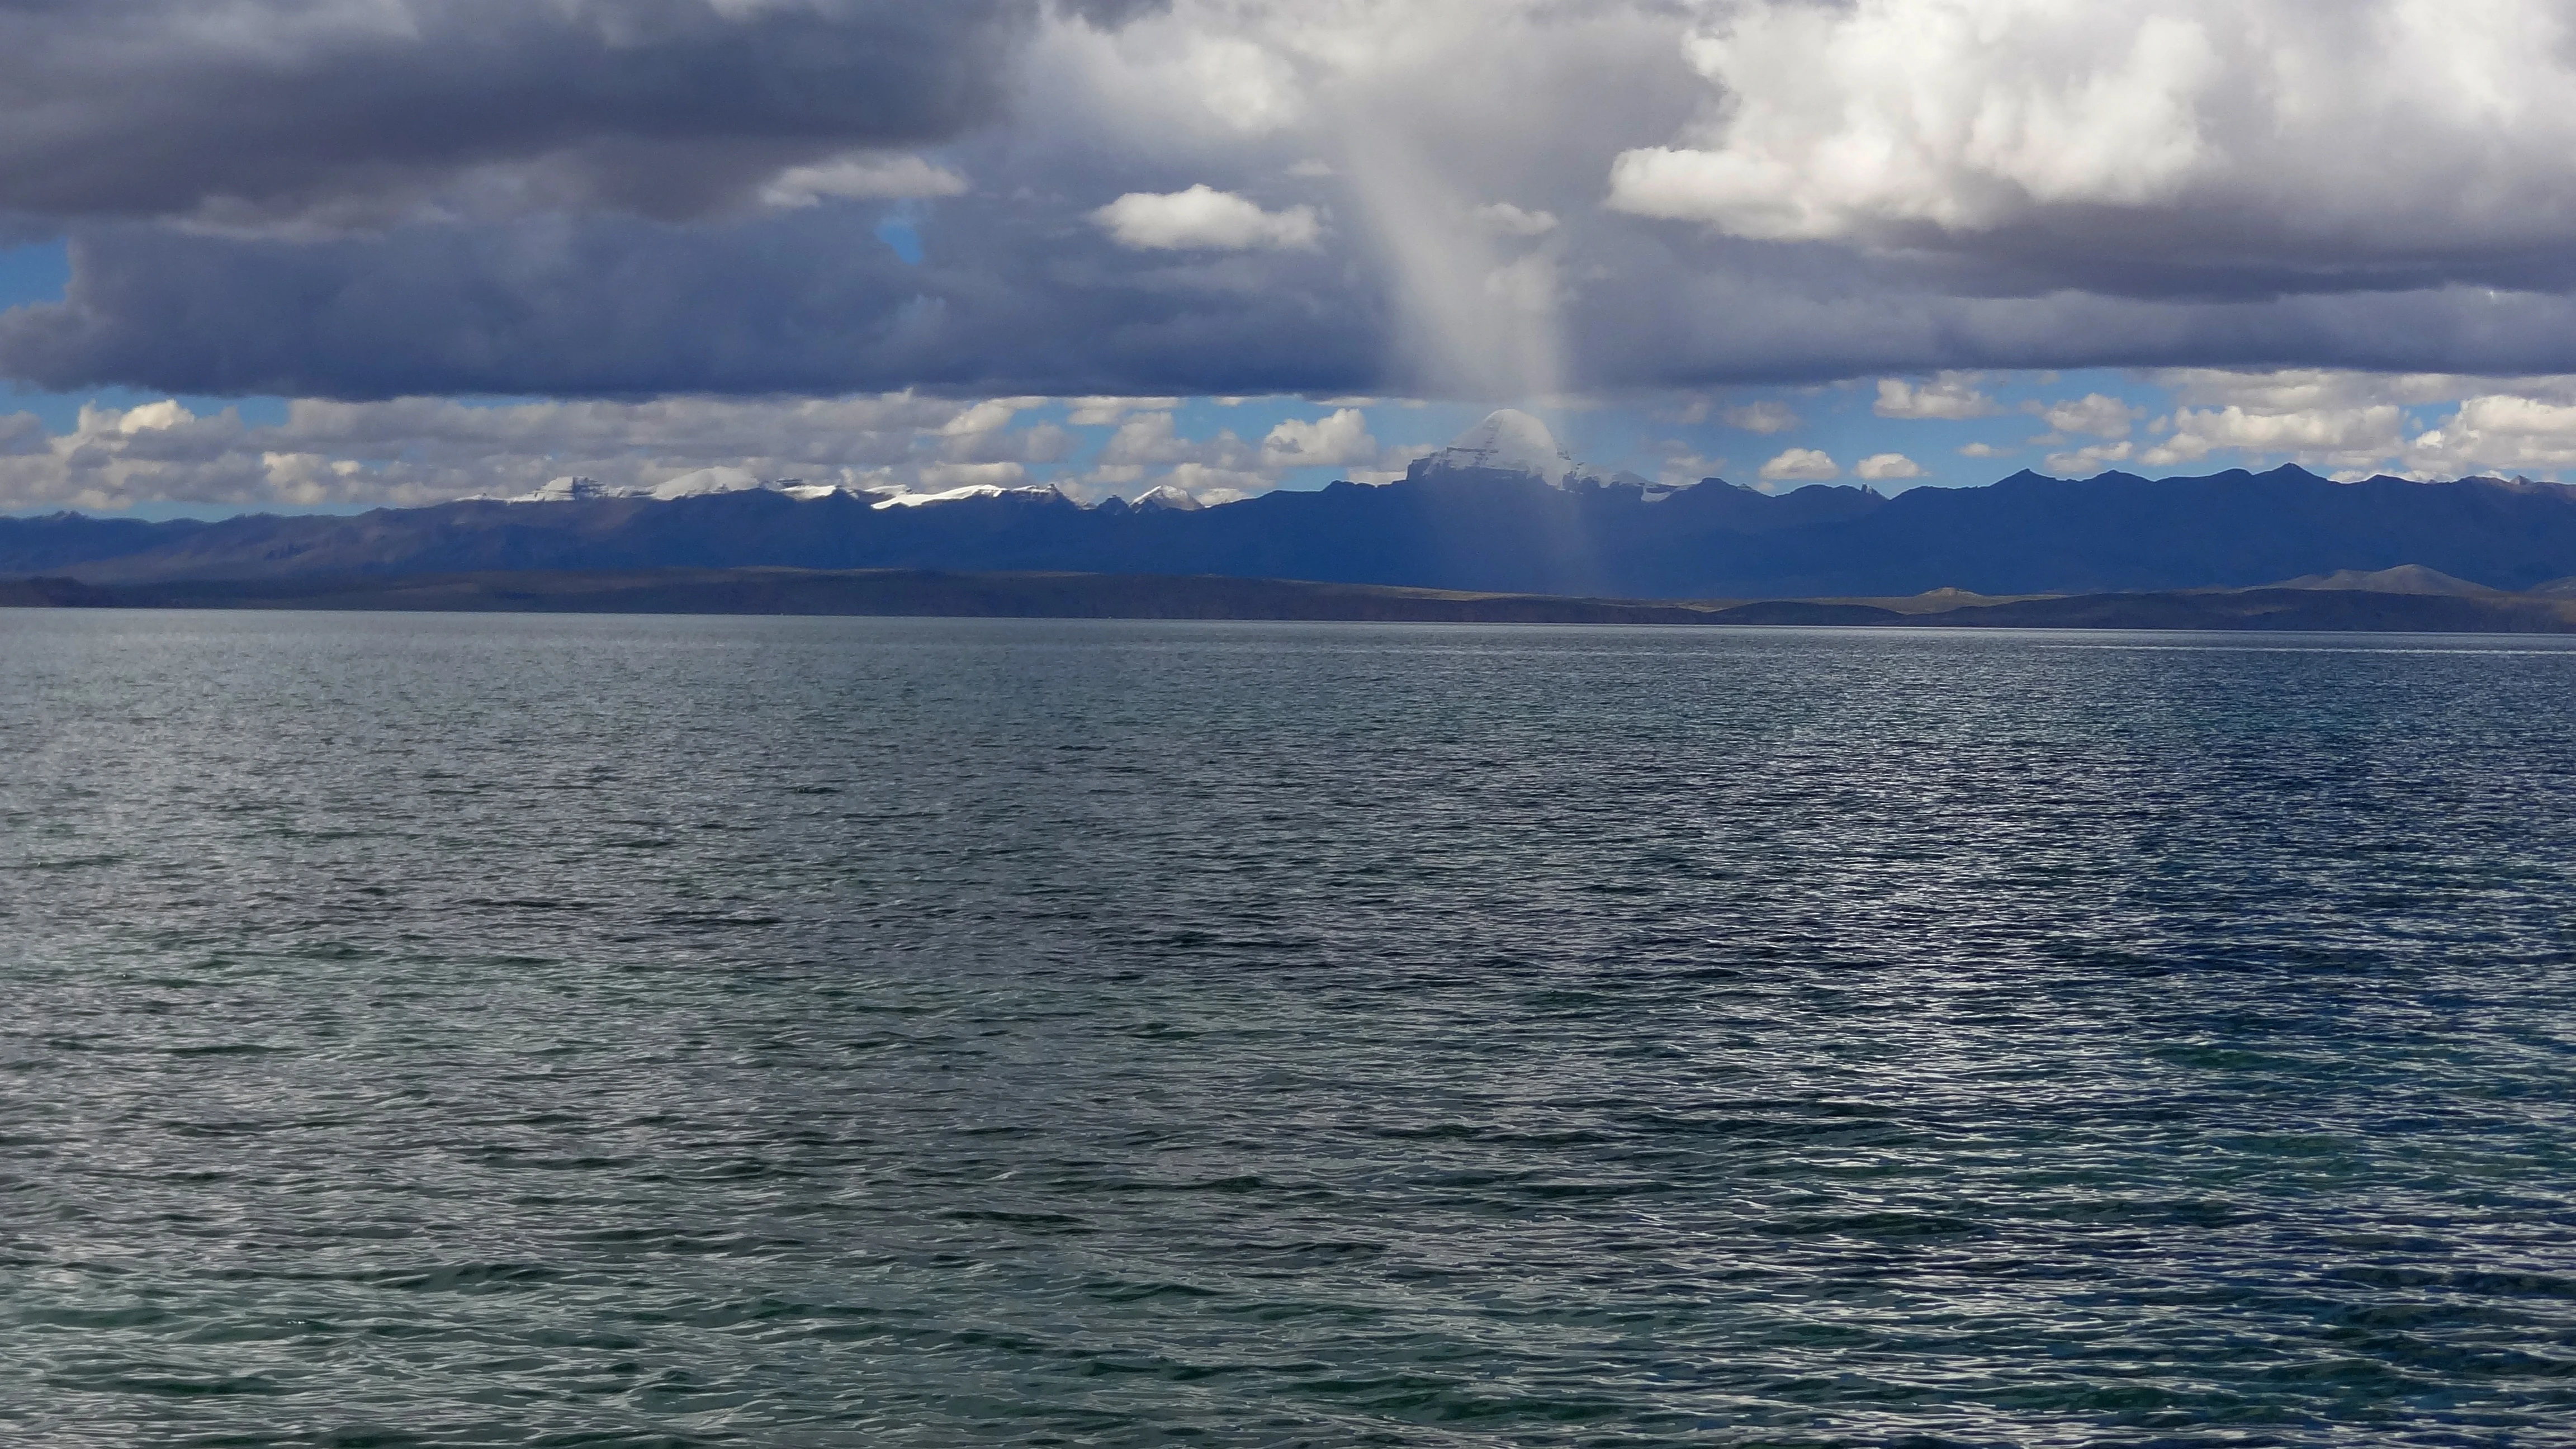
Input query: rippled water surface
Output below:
<box><xmin>6</xmin><ymin>612</ymin><xmax>2576</xmax><ymax>1447</ymax></box>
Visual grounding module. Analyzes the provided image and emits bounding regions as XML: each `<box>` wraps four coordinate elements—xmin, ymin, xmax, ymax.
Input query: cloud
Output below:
<box><xmin>1759</xmin><ymin>447</ymin><xmax>1838</xmax><ymax>481</ymax></box>
<box><xmin>0</xmin><ymin>206</ymin><xmax>1380</xmax><ymax>399</ymax></box>
<box><xmin>916</xmin><ymin>460</ymin><xmax>1029</xmax><ymax>491</ymax></box>
<box><xmin>1605</xmin><ymin>0</ymin><xmax>2576</xmax><ymax>291</ymax></box>
<box><xmin>2139</xmin><ymin>404</ymin><xmax>2405</xmax><ymax>471</ymax></box>
<box><xmin>0</xmin><ymin>0</ymin><xmax>1026</xmax><ymax>231</ymax></box>
<box><xmin>0</xmin><ymin>0</ymin><xmax>1706</xmax><ymax>404</ymax></box>
<box><xmin>63</xmin><ymin>202</ymin><xmax>2576</xmax><ymax>404</ymax></box>
<box><xmin>2035</xmin><ymin>392</ymin><xmax>2142</xmax><ymax>438</ymax></box>
<box><xmin>39</xmin><ymin>368</ymin><xmax>2576</xmax><ymax>515</ymax></box>
<box><xmin>2150</xmin><ymin>368</ymin><xmax>2508</xmax><ymax>413</ymax></box>
<box><xmin>1609</xmin><ymin>4</ymin><xmax>2222</xmax><ymax>242</ymax></box>
<box><xmin>0</xmin><ymin>411</ymin><xmax>45</xmax><ymax>457</ymax></box>
<box><xmin>0</xmin><ymin>388</ymin><xmax>1444</xmax><ymax>512</ymax></box>
<box><xmin>1072</xmin><ymin>401</ymin><xmax>1404</xmax><ymax>497</ymax></box>
<box><xmin>20</xmin><ymin>3</ymin><xmax>2576</xmax><ymax>405</ymax></box>
<box><xmin>1097</xmin><ymin>410</ymin><xmax>1244</xmax><ymax>467</ymax></box>
<box><xmin>1654</xmin><ymin>447</ymin><xmax>1727</xmax><ymax>486</ymax></box>
<box><xmin>2409</xmin><ymin>395</ymin><xmax>2576</xmax><ymax>476</ymax></box>
<box><xmin>1261</xmin><ymin>408</ymin><xmax>1377</xmax><ymax>467</ymax></box>
<box><xmin>2044</xmin><ymin>439</ymin><xmax>2136</xmax><ymax>476</ymax></box>
<box><xmin>1064</xmin><ymin>396</ymin><xmax>1182</xmax><ymax>427</ymax></box>
<box><xmin>1092</xmin><ymin>186</ymin><xmax>1321</xmax><ymax>252</ymax></box>
<box><xmin>2122</xmin><ymin>368</ymin><xmax>2576</xmax><ymax>477</ymax></box>
<box><xmin>1472</xmin><ymin>203</ymin><xmax>1560</xmax><ymax>238</ymax></box>
<box><xmin>0</xmin><ymin>391</ymin><xmax>963</xmax><ymax>511</ymax></box>
<box><xmin>1874</xmin><ymin>374</ymin><xmax>1997</xmax><ymax>420</ymax></box>
<box><xmin>759</xmin><ymin>154</ymin><xmax>969</xmax><ymax>209</ymax></box>
<box><xmin>2129</xmin><ymin>376</ymin><xmax>2576</xmax><ymax>480</ymax></box>
<box><xmin>2141</xmin><ymin>368</ymin><xmax>2466</xmax><ymax>473</ymax></box>
<box><xmin>1718</xmin><ymin>400</ymin><xmax>1800</xmax><ymax>434</ymax></box>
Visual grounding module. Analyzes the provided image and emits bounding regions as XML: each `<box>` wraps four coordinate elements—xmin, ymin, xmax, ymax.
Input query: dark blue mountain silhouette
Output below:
<box><xmin>11</xmin><ymin>464</ymin><xmax>2576</xmax><ymax>596</ymax></box>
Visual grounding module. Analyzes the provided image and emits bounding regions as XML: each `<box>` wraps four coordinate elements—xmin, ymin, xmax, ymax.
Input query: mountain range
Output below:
<box><xmin>10</xmin><ymin>412</ymin><xmax>2576</xmax><ymax>599</ymax></box>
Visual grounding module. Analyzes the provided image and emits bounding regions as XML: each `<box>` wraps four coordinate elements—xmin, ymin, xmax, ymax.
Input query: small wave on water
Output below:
<box><xmin>4</xmin><ymin>612</ymin><xmax>2574</xmax><ymax>1446</ymax></box>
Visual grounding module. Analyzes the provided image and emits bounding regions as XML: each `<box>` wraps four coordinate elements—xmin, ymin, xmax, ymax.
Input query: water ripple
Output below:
<box><xmin>4</xmin><ymin>614</ymin><xmax>2575</xmax><ymax>1446</ymax></box>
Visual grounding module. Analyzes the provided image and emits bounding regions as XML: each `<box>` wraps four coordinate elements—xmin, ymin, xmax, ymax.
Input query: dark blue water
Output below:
<box><xmin>5</xmin><ymin>612</ymin><xmax>2575</xmax><ymax>1447</ymax></box>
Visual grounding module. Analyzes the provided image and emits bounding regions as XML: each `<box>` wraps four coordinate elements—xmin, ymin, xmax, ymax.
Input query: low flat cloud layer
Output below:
<box><xmin>22</xmin><ymin>367</ymin><xmax>2576</xmax><ymax>514</ymax></box>
<box><xmin>0</xmin><ymin>392</ymin><xmax>1442</xmax><ymax>513</ymax></box>
<box><xmin>8</xmin><ymin>1</ymin><xmax>2576</xmax><ymax>477</ymax></box>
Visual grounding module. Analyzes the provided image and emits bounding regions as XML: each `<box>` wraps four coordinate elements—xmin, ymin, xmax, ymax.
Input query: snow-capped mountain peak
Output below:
<box><xmin>1411</xmin><ymin>410</ymin><xmax>1583</xmax><ymax>486</ymax></box>
<box><xmin>1131</xmin><ymin>484</ymin><xmax>1204</xmax><ymax>512</ymax></box>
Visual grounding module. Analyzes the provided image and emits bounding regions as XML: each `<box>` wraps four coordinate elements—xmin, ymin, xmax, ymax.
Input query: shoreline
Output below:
<box><xmin>10</xmin><ymin>566</ymin><xmax>2576</xmax><ymax>633</ymax></box>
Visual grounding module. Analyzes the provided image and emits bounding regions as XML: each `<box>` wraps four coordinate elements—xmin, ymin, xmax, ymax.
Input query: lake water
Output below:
<box><xmin>5</xmin><ymin>612</ymin><xmax>2575</xmax><ymax>1447</ymax></box>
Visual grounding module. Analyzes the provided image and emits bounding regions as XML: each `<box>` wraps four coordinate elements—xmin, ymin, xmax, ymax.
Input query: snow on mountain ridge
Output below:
<box><xmin>495</xmin><ymin>473</ymin><xmax>860</xmax><ymax>503</ymax></box>
<box><xmin>1131</xmin><ymin>484</ymin><xmax>1204</xmax><ymax>511</ymax></box>
<box><xmin>870</xmin><ymin>483</ymin><xmax>1065</xmax><ymax>510</ymax></box>
<box><xmin>648</xmin><ymin>466</ymin><xmax>766</xmax><ymax>500</ymax></box>
<box><xmin>508</xmin><ymin>475</ymin><xmax>612</xmax><ymax>503</ymax></box>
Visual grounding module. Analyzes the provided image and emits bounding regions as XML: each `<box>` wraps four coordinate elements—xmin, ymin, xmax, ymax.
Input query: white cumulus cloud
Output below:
<box><xmin>1760</xmin><ymin>447</ymin><xmax>1839</xmax><ymax>481</ymax></box>
<box><xmin>2044</xmin><ymin>439</ymin><xmax>2137</xmax><ymax>476</ymax></box>
<box><xmin>1854</xmin><ymin>452</ymin><xmax>1926</xmax><ymax>480</ymax></box>
<box><xmin>1875</xmin><ymin>374</ymin><xmax>1997</xmax><ymax>420</ymax></box>
<box><xmin>1604</xmin><ymin>0</ymin><xmax>2576</xmax><ymax>273</ymax></box>
<box><xmin>2408</xmin><ymin>395</ymin><xmax>2576</xmax><ymax>476</ymax></box>
<box><xmin>2036</xmin><ymin>393</ymin><xmax>2143</xmax><ymax>439</ymax></box>
<box><xmin>2139</xmin><ymin>404</ymin><xmax>2407</xmax><ymax>471</ymax></box>
<box><xmin>0</xmin><ymin>392</ymin><xmax>1065</xmax><ymax>512</ymax></box>
<box><xmin>1261</xmin><ymin>408</ymin><xmax>1378</xmax><ymax>468</ymax></box>
<box><xmin>1611</xmin><ymin>2</ymin><xmax>2220</xmax><ymax>240</ymax></box>
<box><xmin>1092</xmin><ymin>185</ymin><xmax>1321</xmax><ymax>251</ymax></box>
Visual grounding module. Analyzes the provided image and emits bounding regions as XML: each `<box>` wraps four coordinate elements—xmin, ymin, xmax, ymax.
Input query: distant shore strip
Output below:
<box><xmin>9</xmin><ymin>567</ymin><xmax>2576</xmax><ymax>634</ymax></box>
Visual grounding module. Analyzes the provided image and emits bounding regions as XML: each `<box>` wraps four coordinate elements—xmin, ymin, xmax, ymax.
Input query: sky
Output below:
<box><xmin>13</xmin><ymin>0</ymin><xmax>2576</xmax><ymax>515</ymax></box>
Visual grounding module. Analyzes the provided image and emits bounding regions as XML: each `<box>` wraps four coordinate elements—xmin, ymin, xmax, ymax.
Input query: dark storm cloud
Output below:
<box><xmin>25</xmin><ymin>197</ymin><xmax>2576</xmax><ymax>404</ymax></box>
<box><xmin>0</xmin><ymin>0</ymin><xmax>1027</xmax><ymax>225</ymax></box>
<box><xmin>1561</xmin><ymin>226</ymin><xmax>2576</xmax><ymax>389</ymax></box>
<box><xmin>11</xmin><ymin>0</ymin><xmax>2576</xmax><ymax>402</ymax></box>
<box><xmin>0</xmin><ymin>200</ymin><xmax>1388</xmax><ymax>399</ymax></box>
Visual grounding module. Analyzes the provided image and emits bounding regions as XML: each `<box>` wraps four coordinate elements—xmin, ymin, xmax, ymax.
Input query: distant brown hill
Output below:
<box><xmin>10</xmin><ymin>566</ymin><xmax>2576</xmax><ymax>633</ymax></box>
<box><xmin>2274</xmin><ymin>565</ymin><xmax>2499</xmax><ymax>595</ymax></box>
